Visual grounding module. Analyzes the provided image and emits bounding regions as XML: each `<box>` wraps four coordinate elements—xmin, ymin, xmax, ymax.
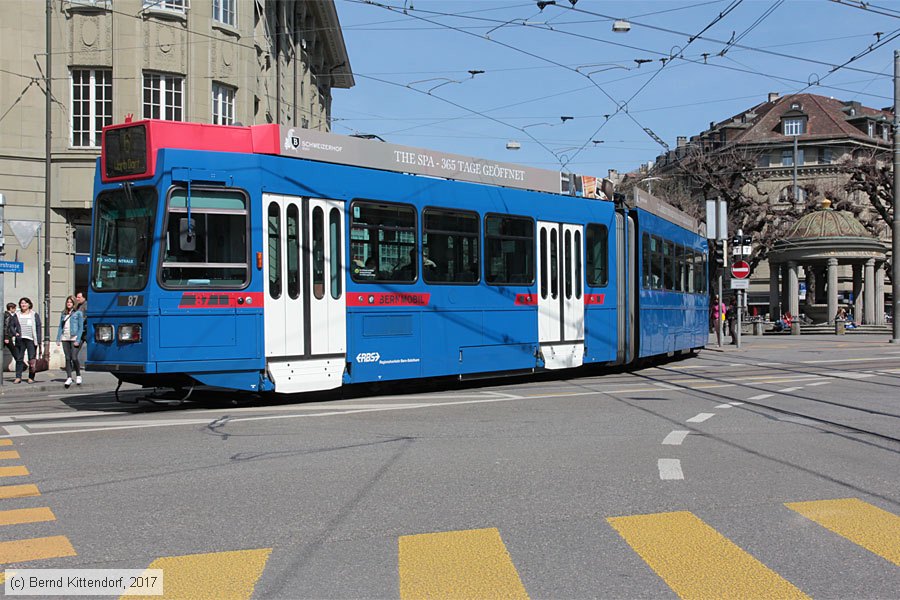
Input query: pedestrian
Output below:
<box><xmin>3</xmin><ymin>302</ymin><xmax>20</xmax><ymax>370</ymax></box>
<box><xmin>726</xmin><ymin>297</ymin><xmax>738</xmax><ymax>344</ymax></box>
<box><xmin>56</xmin><ymin>295</ymin><xmax>84</xmax><ymax>389</ymax></box>
<box><xmin>14</xmin><ymin>297</ymin><xmax>42</xmax><ymax>384</ymax></box>
<box><xmin>710</xmin><ymin>294</ymin><xmax>725</xmax><ymax>347</ymax></box>
<box><xmin>74</xmin><ymin>291</ymin><xmax>87</xmax><ymax>345</ymax></box>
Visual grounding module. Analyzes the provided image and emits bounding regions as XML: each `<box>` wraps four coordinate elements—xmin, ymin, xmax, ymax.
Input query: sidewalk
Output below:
<box><xmin>0</xmin><ymin>368</ymin><xmax>121</xmax><ymax>395</ymax></box>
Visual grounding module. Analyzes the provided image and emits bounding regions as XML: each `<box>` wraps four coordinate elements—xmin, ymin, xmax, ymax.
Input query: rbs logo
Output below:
<box><xmin>355</xmin><ymin>352</ymin><xmax>381</xmax><ymax>363</ymax></box>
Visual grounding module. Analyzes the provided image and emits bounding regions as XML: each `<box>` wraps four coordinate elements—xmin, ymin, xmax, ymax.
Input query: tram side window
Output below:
<box><xmin>350</xmin><ymin>201</ymin><xmax>417</xmax><ymax>283</ymax></box>
<box><xmin>662</xmin><ymin>240</ymin><xmax>675</xmax><ymax>290</ymax></box>
<box><xmin>586</xmin><ymin>224</ymin><xmax>609</xmax><ymax>287</ymax></box>
<box><xmin>698</xmin><ymin>252</ymin><xmax>708</xmax><ymax>294</ymax></box>
<box><xmin>161</xmin><ymin>189</ymin><xmax>249</xmax><ymax>288</ymax></box>
<box><xmin>675</xmin><ymin>244</ymin><xmax>686</xmax><ymax>292</ymax></box>
<box><xmin>686</xmin><ymin>248</ymin><xmax>696</xmax><ymax>293</ymax></box>
<box><xmin>422</xmin><ymin>208</ymin><xmax>479</xmax><ymax>284</ymax></box>
<box><xmin>485</xmin><ymin>215</ymin><xmax>534</xmax><ymax>285</ymax></box>
<box><xmin>641</xmin><ymin>233</ymin><xmax>651</xmax><ymax>289</ymax></box>
<box><xmin>650</xmin><ymin>235</ymin><xmax>664</xmax><ymax>290</ymax></box>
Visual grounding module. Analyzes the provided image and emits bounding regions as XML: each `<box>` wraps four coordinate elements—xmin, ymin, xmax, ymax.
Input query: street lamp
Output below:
<box><xmin>640</xmin><ymin>176</ymin><xmax>661</xmax><ymax>195</ymax></box>
<box><xmin>612</xmin><ymin>19</ymin><xmax>631</xmax><ymax>33</ymax></box>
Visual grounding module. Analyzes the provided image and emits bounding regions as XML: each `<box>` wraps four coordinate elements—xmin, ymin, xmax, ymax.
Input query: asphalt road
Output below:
<box><xmin>0</xmin><ymin>334</ymin><xmax>898</xmax><ymax>599</ymax></box>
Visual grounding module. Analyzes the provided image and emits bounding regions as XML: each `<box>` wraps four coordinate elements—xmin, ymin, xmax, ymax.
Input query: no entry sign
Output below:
<box><xmin>731</xmin><ymin>260</ymin><xmax>750</xmax><ymax>279</ymax></box>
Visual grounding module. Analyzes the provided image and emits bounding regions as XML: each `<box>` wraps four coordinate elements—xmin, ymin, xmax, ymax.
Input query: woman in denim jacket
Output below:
<box><xmin>56</xmin><ymin>296</ymin><xmax>84</xmax><ymax>389</ymax></box>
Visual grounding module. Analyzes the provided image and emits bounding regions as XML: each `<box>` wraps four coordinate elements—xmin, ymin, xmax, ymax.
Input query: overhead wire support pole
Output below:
<box><xmin>44</xmin><ymin>0</ymin><xmax>52</xmax><ymax>356</ymax></box>
<box><xmin>892</xmin><ymin>50</ymin><xmax>899</xmax><ymax>343</ymax></box>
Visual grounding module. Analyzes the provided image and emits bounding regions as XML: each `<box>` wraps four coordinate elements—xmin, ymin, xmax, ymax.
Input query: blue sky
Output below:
<box><xmin>330</xmin><ymin>0</ymin><xmax>896</xmax><ymax>178</ymax></box>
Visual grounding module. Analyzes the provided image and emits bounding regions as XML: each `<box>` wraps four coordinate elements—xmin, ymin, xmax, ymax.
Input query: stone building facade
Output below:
<box><xmin>0</xmin><ymin>0</ymin><xmax>353</xmax><ymax>356</ymax></box>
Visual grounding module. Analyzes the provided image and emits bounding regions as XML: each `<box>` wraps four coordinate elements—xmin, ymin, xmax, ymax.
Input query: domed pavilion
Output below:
<box><xmin>767</xmin><ymin>200</ymin><xmax>888</xmax><ymax>324</ymax></box>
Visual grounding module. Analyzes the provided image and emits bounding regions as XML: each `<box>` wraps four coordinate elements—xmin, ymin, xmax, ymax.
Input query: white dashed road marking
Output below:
<box><xmin>662</xmin><ymin>430</ymin><xmax>690</xmax><ymax>445</ymax></box>
<box><xmin>686</xmin><ymin>413</ymin><xmax>715</xmax><ymax>423</ymax></box>
<box><xmin>779</xmin><ymin>387</ymin><xmax>802</xmax><ymax>393</ymax></box>
<box><xmin>658</xmin><ymin>459</ymin><xmax>684</xmax><ymax>480</ymax></box>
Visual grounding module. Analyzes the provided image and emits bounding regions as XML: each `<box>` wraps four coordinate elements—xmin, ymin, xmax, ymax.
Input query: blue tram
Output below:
<box><xmin>87</xmin><ymin>120</ymin><xmax>708</xmax><ymax>395</ymax></box>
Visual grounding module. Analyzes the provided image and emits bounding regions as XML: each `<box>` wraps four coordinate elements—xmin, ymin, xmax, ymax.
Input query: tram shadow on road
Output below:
<box><xmin>54</xmin><ymin>351</ymin><xmax>699</xmax><ymax>414</ymax></box>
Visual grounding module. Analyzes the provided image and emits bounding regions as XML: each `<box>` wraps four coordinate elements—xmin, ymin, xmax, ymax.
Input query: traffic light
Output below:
<box><xmin>712</xmin><ymin>239</ymin><xmax>726</xmax><ymax>270</ymax></box>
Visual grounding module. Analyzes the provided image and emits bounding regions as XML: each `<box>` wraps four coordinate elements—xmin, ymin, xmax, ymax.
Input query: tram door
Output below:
<box><xmin>537</xmin><ymin>222</ymin><xmax>585</xmax><ymax>369</ymax></box>
<box><xmin>263</xmin><ymin>194</ymin><xmax>346</xmax><ymax>392</ymax></box>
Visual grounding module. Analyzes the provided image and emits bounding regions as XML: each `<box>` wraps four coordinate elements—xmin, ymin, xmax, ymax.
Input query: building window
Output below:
<box><xmin>143</xmin><ymin>72</ymin><xmax>183</xmax><ymax>121</ymax></box>
<box><xmin>882</xmin><ymin>125</ymin><xmax>890</xmax><ymax>142</ymax></box>
<box><xmin>757</xmin><ymin>153</ymin><xmax>770</xmax><ymax>168</ymax></box>
<box><xmin>213</xmin><ymin>0</ymin><xmax>235</xmax><ymax>26</ymax></box>
<box><xmin>783</xmin><ymin>117</ymin><xmax>805</xmax><ymax>136</ymax></box>
<box><xmin>143</xmin><ymin>0</ymin><xmax>186</xmax><ymax>12</ymax></box>
<box><xmin>211</xmin><ymin>83</ymin><xmax>235</xmax><ymax>125</ymax></box>
<box><xmin>868</xmin><ymin>121</ymin><xmax>875</xmax><ymax>137</ymax></box>
<box><xmin>70</xmin><ymin>68</ymin><xmax>112</xmax><ymax>148</ymax></box>
<box><xmin>821</xmin><ymin>147</ymin><xmax>833</xmax><ymax>164</ymax></box>
<box><xmin>781</xmin><ymin>149</ymin><xmax>804</xmax><ymax>166</ymax></box>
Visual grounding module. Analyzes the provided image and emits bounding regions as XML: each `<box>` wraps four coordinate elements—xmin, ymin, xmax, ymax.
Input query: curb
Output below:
<box><xmin>0</xmin><ymin>371</ymin><xmax>121</xmax><ymax>395</ymax></box>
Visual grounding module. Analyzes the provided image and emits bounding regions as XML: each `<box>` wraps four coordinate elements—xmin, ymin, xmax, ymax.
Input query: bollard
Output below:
<box><xmin>835</xmin><ymin>319</ymin><xmax>845</xmax><ymax>335</ymax></box>
<box><xmin>791</xmin><ymin>321</ymin><xmax>801</xmax><ymax>335</ymax></box>
<box><xmin>753</xmin><ymin>321</ymin><xmax>764</xmax><ymax>336</ymax></box>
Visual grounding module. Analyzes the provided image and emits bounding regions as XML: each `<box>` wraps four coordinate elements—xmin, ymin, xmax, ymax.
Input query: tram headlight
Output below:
<box><xmin>118</xmin><ymin>324</ymin><xmax>142</xmax><ymax>343</ymax></box>
<box><xmin>95</xmin><ymin>324</ymin><xmax>114</xmax><ymax>343</ymax></box>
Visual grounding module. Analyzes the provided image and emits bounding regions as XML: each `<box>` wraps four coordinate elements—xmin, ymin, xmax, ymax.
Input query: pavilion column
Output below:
<box><xmin>769</xmin><ymin>263</ymin><xmax>780</xmax><ymax>320</ymax></box>
<box><xmin>875</xmin><ymin>262</ymin><xmax>886</xmax><ymax>325</ymax></box>
<box><xmin>852</xmin><ymin>264</ymin><xmax>863</xmax><ymax>323</ymax></box>
<box><xmin>864</xmin><ymin>258</ymin><xmax>876</xmax><ymax>324</ymax></box>
<box><xmin>781</xmin><ymin>265</ymin><xmax>790</xmax><ymax>314</ymax></box>
<box><xmin>788</xmin><ymin>260</ymin><xmax>800</xmax><ymax>317</ymax></box>
<box><xmin>827</xmin><ymin>258</ymin><xmax>838</xmax><ymax>323</ymax></box>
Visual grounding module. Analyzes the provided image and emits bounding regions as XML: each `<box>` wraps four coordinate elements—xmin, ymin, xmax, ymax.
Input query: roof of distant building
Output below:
<box><xmin>694</xmin><ymin>92</ymin><xmax>892</xmax><ymax>147</ymax></box>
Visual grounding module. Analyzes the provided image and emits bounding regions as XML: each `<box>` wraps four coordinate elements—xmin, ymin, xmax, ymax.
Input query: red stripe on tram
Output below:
<box><xmin>514</xmin><ymin>294</ymin><xmax>538</xmax><ymax>306</ymax></box>
<box><xmin>178</xmin><ymin>292</ymin><xmax>263</xmax><ymax>308</ymax></box>
<box><xmin>346</xmin><ymin>292</ymin><xmax>431</xmax><ymax>307</ymax></box>
<box><xmin>584</xmin><ymin>294</ymin><xmax>606</xmax><ymax>305</ymax></box>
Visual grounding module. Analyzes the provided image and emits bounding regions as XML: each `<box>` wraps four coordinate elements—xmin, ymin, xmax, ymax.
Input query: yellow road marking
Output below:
<box><xmin>0</xmin><ymin>485</ymin><xmax>40</xmax><ymax>499</ymax></box>
<box><xmin>399</xmin><ymin>528</ymin><xmax>529</xmax><ymax>600</ymax></box>
<box><xmin>0</xmin><ymin>451</ymin><xmax>21</xmax><ymax>460</ymax></box>
<box><xmin>0</xmin><ymin>466</ymin><xmax>29</xmax><ymax>478</ymax></box>
<box><xmin>0</xmin><ymin>535</ymin><xmax>76</xmax><ymax>564</ymax></box>
<box><xmin>786</xmin><ymin>498</ymin><xmax>900</xmax><ymax>566</ymax></box>
<box><xmin>126</xmin><ymin>548</ymin><xmax>271</xmax><ymax>600</ymax></box>
<box><xmin>0</xmin><ymin>440</ymin><xmax>12</xmax><ymax>446</ymax></box>
<box><xmin>0</xmin><ymin>507</ymin><xmax>55</xmax><ymax>527</ymax></box>
<box><xmin>607</xmin><ymin>511</ymin><xmax>808</xmax><ymax>600</ymax></box>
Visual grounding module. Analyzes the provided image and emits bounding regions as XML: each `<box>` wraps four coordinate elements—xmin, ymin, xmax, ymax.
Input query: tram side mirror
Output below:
<box><xmin>179</xmin><ymin>218</ymin><xmax>196</xmax><ymax>251</ymax></box>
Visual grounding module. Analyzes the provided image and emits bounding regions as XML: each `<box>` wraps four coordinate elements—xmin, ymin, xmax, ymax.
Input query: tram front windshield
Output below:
<box><xmin>92</xmin><ymin>187</ymin><xmax>157</xmax><ymax>292</ymax></box>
